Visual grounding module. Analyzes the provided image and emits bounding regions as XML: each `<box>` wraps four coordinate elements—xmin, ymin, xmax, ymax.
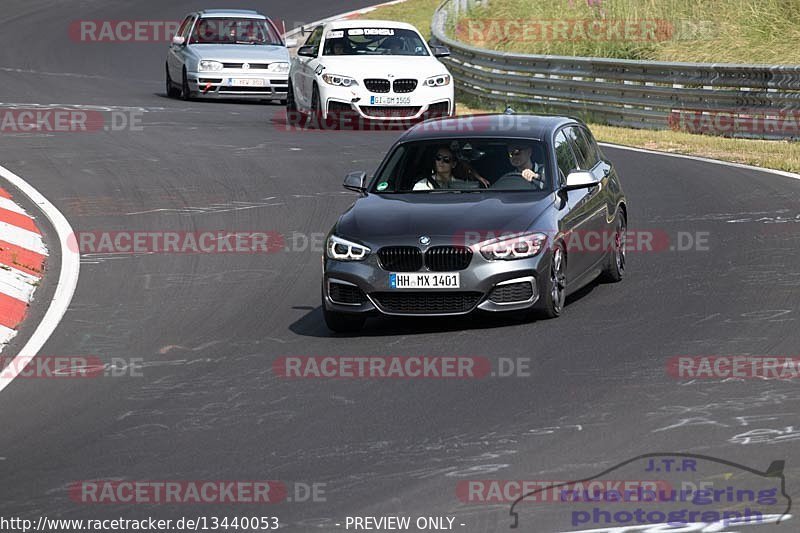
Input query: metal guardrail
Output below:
<box><xmin>431</xmin><ymin>0</ymin><xmax>800</xmax><ymax>140</ymax></box>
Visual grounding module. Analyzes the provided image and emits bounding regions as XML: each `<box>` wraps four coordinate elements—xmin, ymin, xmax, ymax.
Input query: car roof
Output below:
<box><xmin>399</xmin><ymin>114</ymin><xmax>580</xmax><ymax>142</ymax></box>
<box><xmin>198</xmin><ymin>9</ymin><xmax>267</xmax><ymax>19</ymax></box>
<box><xmin>325</xmin><ymin>19</ymin><xmax>419</xmax><ymax>32</ymax></box>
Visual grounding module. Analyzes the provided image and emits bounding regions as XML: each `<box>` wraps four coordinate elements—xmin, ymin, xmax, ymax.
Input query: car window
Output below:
<box><xmin>579</xmin><ymin>126</ymin><xmax>603</xmax><ymax>166</ymax></box>
<box><xmin>304</xmin><ymin>26</ymin><xmax>324</xmax><ymax>52</ymax></box>
<box><xmin>190</xmin><ymin>17</ymin><xmax>282</xmax><ymax>45</ymax></box>
<box><xmin>176</xmin><ymin>16</ymin><xmax>193</xmax><ymax>40</ymax></box>
<box><xmin>553</xmin><ymin>131</ymin><xmax>578</xmax><ymax>184</ymax></box>
<box><xmin>322</xmin><ymin>28</ymin><xmax>429</xmax><ymax>56</ymax></box>
<box><xmin>371</xmin><ymin>139</ymin><xmax>551</xmax><ymax>193</ymax></box>
<box><xmin>564</xmin><ymin>126</ymin><xmax>596</xmax><ymax>170</ymax></box>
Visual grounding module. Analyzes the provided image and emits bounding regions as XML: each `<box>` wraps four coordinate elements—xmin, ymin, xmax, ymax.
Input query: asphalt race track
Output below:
<box><xmin>1</xmin><ymin>1</ymin><xmax>799</xmax><ymax>532</ymax></box>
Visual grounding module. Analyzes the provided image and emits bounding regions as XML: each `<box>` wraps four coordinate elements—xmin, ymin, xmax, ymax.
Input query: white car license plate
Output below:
<box><xmin>390</xmin><ymin>273</ymin><xmax>460</xmax><ymax>289</ymax></box>
<box><xmin>228</xmin><ymin>78</ymin><xmax>266</xmax><ymax>87</ymax></box>
<box><xmin>370</xmin><ymin>95</ymin><xmax>412</xmax><ymax>105</ymax></box>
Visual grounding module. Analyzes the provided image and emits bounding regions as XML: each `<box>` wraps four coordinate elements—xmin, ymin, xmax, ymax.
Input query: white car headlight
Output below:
<box><xmin>424</xmin><ymin>74</ymin><xmax>451</xmax><ymax>87</ymax></box>
<box><xmin>321</xmin><ymin>73</ymin><xmax>358</xmax><ymax>87</ymax></box>
<box><xmin>479</xmin><ymin>232</ymin><xmax>547</xmax><ymax>260</ymax></box>
<box><xmin>327</xmin><ymin>235</ymin><xmax>370</xmax><ymax>261</ymax></box>
<box><xmin>198</xmin><ymin>60</ymin><xmax>224</xmax><ymax>72</ymax></box>
<box><xmin>268</xmin><ymin>62</ymin><xmax>289</xmax><ymax>73</ymax></box>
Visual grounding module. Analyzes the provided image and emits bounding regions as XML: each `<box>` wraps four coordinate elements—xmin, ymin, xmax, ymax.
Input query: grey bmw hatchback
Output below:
<box><xmin>322</xmin><ymin>114</ymin><xmax>627</xmax><ymax>332</ymax></box>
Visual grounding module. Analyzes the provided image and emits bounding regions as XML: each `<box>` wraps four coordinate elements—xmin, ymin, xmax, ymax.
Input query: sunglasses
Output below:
<box><xmin>508</xmin><ymin>148</ymin><xmax>527</xmax><ymax>157</ymax></box>
<box><xmin>435</xmin><ymin>155</ymin><xmax>453</xmax><ymax>163</ymax></box>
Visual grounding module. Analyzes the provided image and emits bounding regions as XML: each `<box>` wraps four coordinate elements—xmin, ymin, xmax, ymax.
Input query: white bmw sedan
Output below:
<box><xmin>166</xmin><ymin>9</ymin><xmax>297</xmax><ymax>102</ymax></box>
<box><xmin>287</xmin><ymin>20</ymin><xmax>455</xmax><ymax>121</ymax></box>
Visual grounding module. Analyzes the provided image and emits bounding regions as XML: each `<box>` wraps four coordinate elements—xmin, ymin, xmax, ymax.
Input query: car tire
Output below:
<box><xmin>323</xmin><ymin>307</ymin><xmax>365</xmax><ymax>333</ymax></box>
<box><xmin>600</xmin><ymin>211</ymin><xmax>626</xmax><ymax>283</ymax></box>
<box><xmin>536</xmin><ymin>243</ymin><xmax>566</xmax><ymax>319</ymax></box>
<box><xmin>165</xmin><ymin>64</ymin><xmax>180</xmax><ymax>98</ymax></box>
<box><xmin>181</xmin><ymin>68</ymin><xmax>193</xmax><ymax>101</ymax></box>
<box><xmin>310</xmin><ymin>83</ymin><xmax>322</xmax><ymax>127</ymax></box>
<box><xmin>286</xmin><ymin>81</ymin><xmax>304</xmax><ymax>126</ymax></box>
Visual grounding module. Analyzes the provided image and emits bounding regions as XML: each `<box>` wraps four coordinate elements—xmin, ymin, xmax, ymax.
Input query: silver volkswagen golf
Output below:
<box><xmin>166</xmin><ymin>9</ymin><xmax>297</xmax><ymax>102</ymax></box>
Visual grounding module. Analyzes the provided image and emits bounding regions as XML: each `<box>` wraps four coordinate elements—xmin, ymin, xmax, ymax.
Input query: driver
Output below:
<box><xmin>413</xmin><ymin>146</ymin><xmax>476</xmax><ymax>190</ymax></box>
<box><xmin>382</xmin><ymin>37</ymin><xmax>404</xmax><ymax>54</ymax></box>
<box><xmin>503</xmin><ymin>142</ymin><xmax>545</xmax><ymax>188</ymax></box>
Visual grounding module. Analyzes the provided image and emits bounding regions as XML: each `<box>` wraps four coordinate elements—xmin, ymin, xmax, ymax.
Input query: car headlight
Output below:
<box><xmin>268</xmin><ymin>62</ymin><xmax>289</xmax><ymax>73</ymax></box>
<box><xmin>424</xmin><ymin>74</ymin><xmax>451</xmax><ymax>87</ymax></box>
<box><xmin>327</xmin><ymin>235</ymin><xmax>370</xmax><ymax>261</ymax></box>
<box><xmin>479</xmin><ymin>232</ymin><xmax>547</xmax><ymax>260</ymax></box>
<box><xmin>198</xmin><ymin>60</ymin><xmax>223</xmax><ymax>72</ymax></box>
<box><xmin>321</xmin><ymin>73</ymin><xmax>358</xmax><ymax>87</ymax></box>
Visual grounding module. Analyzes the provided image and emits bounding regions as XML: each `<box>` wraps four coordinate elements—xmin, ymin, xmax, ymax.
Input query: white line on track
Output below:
<box><xmin>0</xmin><ymin>164</ymin><xmax>80</xmax><ymax>394</ymax></box>
<box><xmin>599</xmin><ymin>142</ymin><xmax>800</xmax><ymax>180</ymax></box>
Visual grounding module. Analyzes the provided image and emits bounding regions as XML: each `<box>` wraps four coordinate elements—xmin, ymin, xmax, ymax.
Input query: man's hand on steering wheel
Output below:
<box><xmin>521</xmin><ymin>169</ymin><xmax>541</xmax><ymax>182</ymax></box>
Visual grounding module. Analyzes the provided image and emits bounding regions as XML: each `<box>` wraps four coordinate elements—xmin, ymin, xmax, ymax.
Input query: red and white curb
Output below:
<box><xmin>0</xmin><ymin>163</ymin><xmax>79</xmax><ymax>394</ymax></box>
<box><xmin>0</xmin><ymin>186</ymin><xmax>47</xmax><ymax>351</ymax></box>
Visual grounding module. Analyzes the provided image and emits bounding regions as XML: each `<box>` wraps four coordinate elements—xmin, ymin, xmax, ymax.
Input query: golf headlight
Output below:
<box><xmin>424</xmin><ymin>74</ymin><xmax>451</xmax><ymax>87</ymax></box>
<box><xmin>268</xmin><ymin>62</ymin><xmax>290</xmax><ymax>73</ymax></box>
<box><xmin>327</xmin><ymin>235</ymin><xmax>370</xmax><ymax>261</ymax></box>
<box><xmin>479</xmin><ymin>232</ymin><xmax>547</xmax><ymax>260</ymax></box>
<box><xmin>198</xmin><ymin>60</ymin><xmax>223</xmax><ymax>72</ymax></box>
<box><xmin>322</xmin><ymin>74</ymin><xmax>358</xmax><ymax>87</ymax></box>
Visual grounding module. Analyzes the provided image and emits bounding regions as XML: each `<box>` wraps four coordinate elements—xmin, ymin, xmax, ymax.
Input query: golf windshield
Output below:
<box><xmin>189</xmin><ymin>18</ymin><xmax>282</xmax><ymax>45</ymax></box>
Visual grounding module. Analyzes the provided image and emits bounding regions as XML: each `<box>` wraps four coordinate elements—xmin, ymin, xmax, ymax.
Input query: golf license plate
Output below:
<box><xmin>390</xmin><ymin>272</ymin><xmax>460</xmax><ymax>289</ymax></box>
<box><xmin>229</xmin><ymin>78</ymin><xmax>266</xmax><ymax>87</ymax></box>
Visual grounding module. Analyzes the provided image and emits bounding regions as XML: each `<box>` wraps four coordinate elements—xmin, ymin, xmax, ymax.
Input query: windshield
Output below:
<box><xmin>323</xmin><ymin>28</ymin><xmax>429</xmax><ymax>56</ymax></box>
<box><xmin>189</xmin><ymin>17</ymin><xmax>282</xmax><ymax>45</ymax></box>
<box><xmin>371</xmin><ymin>139</ymin><xmax>551</xmax><ymax>193</ymax></box>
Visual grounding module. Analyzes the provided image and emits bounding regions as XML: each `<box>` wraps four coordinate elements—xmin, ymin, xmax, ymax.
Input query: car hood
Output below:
<box><xmin>187</xmin><ymin>44</ymin><xmax>289</xmax><ymax>62</ymax></box>
<box><xmin>335</xmin><ymin>193</ymin><xmax>554</xmax><ymax>245</ymax></box>
<box><xmin>319</xmin><ymin>56</ymin><xmax>448</xmax><ymax>80</ymax></box>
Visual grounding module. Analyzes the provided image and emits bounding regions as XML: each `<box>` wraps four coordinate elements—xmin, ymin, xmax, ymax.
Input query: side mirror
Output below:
<box><xmin>343</xmin><ymin>171</ymin><xmax>367</xmax><ymax>192</ymax></box>
<box><xmin>172</xmin><ymin>35</ymin><xmax>186</xmax><ymax>46</ymax></box>
<box><xmin>431</xmin><ymin>45</ymin><xmax>450</xmax><ymax>58</ymax></box>
<box><xmin>297</xmin><ymin>45</ymin><xmax>317</xmax><ymax>57</ymax></box>
<box><xmin>563</xmin><ymin>170</ymin><xmax>601</xmax><ymax>191</ymax></box>
<box><xmin>285</xmin><ymin>38</ymin><xmax>298</xmax><ymax>48</ymax></box>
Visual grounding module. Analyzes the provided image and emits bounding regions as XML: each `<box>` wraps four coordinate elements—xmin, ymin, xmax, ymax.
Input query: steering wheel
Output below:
<box><xmin>490</xmin><ymin>172</ymin><xmax>542</xmax><ymax>190</ymax></box>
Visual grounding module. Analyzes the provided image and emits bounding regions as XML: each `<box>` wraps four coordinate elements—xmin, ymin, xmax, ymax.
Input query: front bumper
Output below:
<box><xmin>320</xmin><ymin>82</ymin><xmax>454</xmax><ymax>121</ymax></box>
<box><xmin>188</xmin><ymin>71</ymin><xmax>288</xmax><ymax>100</ymax></box>
<box><xmin>322</xmin><ymin>250</ymin><xmax>550</xmax><ymax>317</ymax></box>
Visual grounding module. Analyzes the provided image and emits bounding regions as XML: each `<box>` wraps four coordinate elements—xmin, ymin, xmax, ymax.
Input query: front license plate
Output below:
<box><xmin>369</xmin><ymin>95</ymin><xmax>412</xmax><ymax>105</ymax></box>
<box><xmin>390</xmin><ymin>273</ymin><xmax>460</xmax><ymax>289</ymax></box>
<box><xmin>228</xmin><ymin>78</ymin><xmax>266</xmax><ymax>87</ymax></box>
